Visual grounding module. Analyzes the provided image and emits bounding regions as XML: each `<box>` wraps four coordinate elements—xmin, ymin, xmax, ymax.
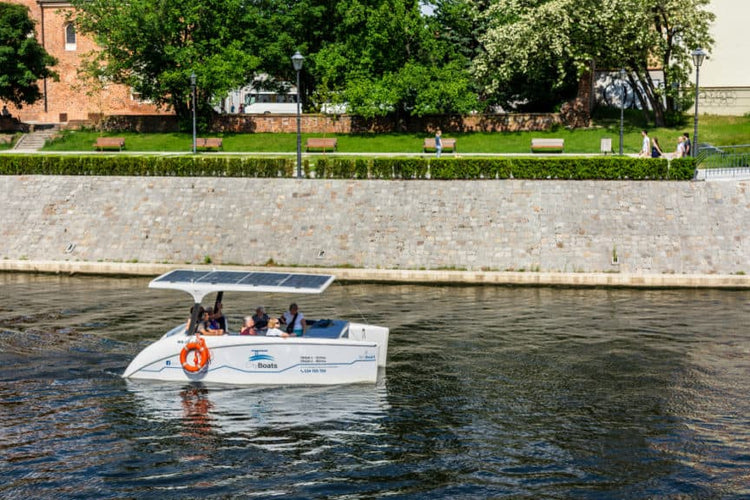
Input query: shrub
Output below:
<box><xmin>0</xmin><ymin>155</ymin><xmax>696</xmax><ymax>181</ymax></box>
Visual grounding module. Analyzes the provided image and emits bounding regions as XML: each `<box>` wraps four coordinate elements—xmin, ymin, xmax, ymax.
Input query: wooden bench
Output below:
<box><xmin>94</xmin><ymin>137</ymin><xmax>125</xmax><ymax>151</ymax></box>
<box><xmin>305</xmin><ymin>138</ymin><xmax>337</xmax><ymax>152</ymax></box>
<box><xmin>196</xmin><ymin>138</ymin><xmax>223</xmax><ymax>151</ymax></box>
<box><xmin>423</xmin><ymin>138</ymin><xmax>457</xmax><ymax>153</ymax></box>
<box><xmin>531</xmin><ymin>138</ymin><xmax>564</xmax><ymax>153</ymax></box>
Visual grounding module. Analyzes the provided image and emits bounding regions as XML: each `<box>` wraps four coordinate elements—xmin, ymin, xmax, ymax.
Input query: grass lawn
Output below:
<box><xmin>42</xmin><ymin>114</ymin><xmax>750</xmax><ymax>155</ymax></box>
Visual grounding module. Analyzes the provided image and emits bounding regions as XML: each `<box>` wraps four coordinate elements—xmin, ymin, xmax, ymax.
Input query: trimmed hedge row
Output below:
<box><xmin>0</xmin><ymin>155</ymin><xmax>696</xmax><ymax>180</ymax></box>
<box><xmin>0</xmin><ymin>155</ymin><xmax>293</xmax><ymax>177</ymax></box>
<box><xmin>317</xmin><ymin>156</ymin><xmax>697</xmax><ymax>180</ymax></box>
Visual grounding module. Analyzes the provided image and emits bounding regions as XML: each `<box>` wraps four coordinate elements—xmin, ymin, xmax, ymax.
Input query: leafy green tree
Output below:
<box><xmin>309</xmin><ymin>0</ymin><xmax>480</xmax><ymax>117</ymax></box>
<box><xmin>0</xmin><ymin>3</ymin><xmax>57</xmax><ymax>107</ymax></box>
<box><xmin>602</xmin><ymin>0</ymin><xmax>714</xmax><ymax>126</ymax></box>
<box><xmin>471</xmin><ymin>0</ymin><xmax>592</xmax><ymax>112</ymax></box>
<box><xmin>70</xmin><ymin>0</ymin><xmax>261</xmax><ymax>124</ymax></box>
<box><xmin>468</xmin><ymin>0</ymin><xmax>714</xmax><ymax>124</ymax></box>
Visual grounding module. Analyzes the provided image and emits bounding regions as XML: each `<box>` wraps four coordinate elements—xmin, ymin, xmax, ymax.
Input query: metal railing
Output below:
<box><xmin>697</xmin><ymin>144</ymin><xmax>750</xmax><ymax>180</ymax></box>
<box><xmin>697</xmin><ymin>144</ymin><xmax>750</xmax><ymax>168</ymax></box>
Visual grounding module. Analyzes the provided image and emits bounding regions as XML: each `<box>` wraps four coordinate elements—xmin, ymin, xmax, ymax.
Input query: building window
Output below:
<box><xmin>130</xmin><ymin>89</ymin><xmax>152</xmax><ymax>104</ymax></box>
<box><xmin>65</xmin><ymin>24</ymin><xmax>76</xmax><ymax>51</ymax></box>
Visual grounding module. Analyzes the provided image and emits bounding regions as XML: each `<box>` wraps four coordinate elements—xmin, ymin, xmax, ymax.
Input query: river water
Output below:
<box><xmin>1</xmin><ymin>273</ymin><xmax>749</xmax><ymax>498</ymax></box>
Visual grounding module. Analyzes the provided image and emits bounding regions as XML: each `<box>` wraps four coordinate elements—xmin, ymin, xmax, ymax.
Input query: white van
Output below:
<box><xmin>218</xmin><ymin>75</ymin><xmax>298</xmax><ymax>114</ymax></box>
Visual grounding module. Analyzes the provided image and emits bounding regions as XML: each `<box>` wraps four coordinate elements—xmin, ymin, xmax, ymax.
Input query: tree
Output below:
<box><xmin>609</xmin><ymin>0</ymin><xmax>714</xmax><ymax>126</ymax></box>
<box><xmin>467</xmin><ymin>0</ymin><xmax>714</xmax><ymax>124</ymax></box>
<box><xmin>0</xmin><ymin>3</ymin><xmax>57</xmax><ymax>107</ymax></box>
<box><xmin>309</xmin><ymin>0</ymin><xmax>480</xmax><ymax>117</ymax></box>
<box><xmin>471</xmin><ymin>0</ymin><xmax>596</xmax><ymax>112</ymax></box>
<box><xmin>70</xmin><ymin>0</ymin><xmax>261</xmax><ymax>124</ymax></box>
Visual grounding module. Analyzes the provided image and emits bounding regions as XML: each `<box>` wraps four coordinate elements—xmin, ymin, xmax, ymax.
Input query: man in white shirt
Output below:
<box><xmin>281</xmin><ymin>303</ymin><xmax>306</xmax><ymax>336</ymax></box>
<box><xmin>639</xmin><ymin>130</ymin><xmax>650</xmax><ymax>157</ymax></box>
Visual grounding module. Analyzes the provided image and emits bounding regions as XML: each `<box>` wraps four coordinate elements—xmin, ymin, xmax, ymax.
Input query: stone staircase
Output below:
<box><xmin>12</xmin><ymin>124</ymin><xmax>60</xmax><ymax>152</ymax></box>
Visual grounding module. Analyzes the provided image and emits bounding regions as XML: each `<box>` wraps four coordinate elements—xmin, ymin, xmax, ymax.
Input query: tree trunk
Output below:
<box><xmin>628</xmin><ymin>74</ymin><xmax>651</xmax><ymax>125</ymax></box>
<box><xmin>642</xmin><ymin>70</ymin><xmax>666</xmax><ymax>127</ymax></box>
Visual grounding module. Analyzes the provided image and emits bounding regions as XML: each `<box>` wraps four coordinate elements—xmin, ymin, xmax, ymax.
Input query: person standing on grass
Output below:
<box><xmin>435</xmin><ymin>129</ymin><xmax>442</xmax><ymax>158</ymax></box>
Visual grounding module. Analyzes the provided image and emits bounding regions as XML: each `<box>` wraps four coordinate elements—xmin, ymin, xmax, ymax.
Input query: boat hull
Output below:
<box><xmin>123</xmin><ymin>334</ymin><xmax>380</xmax><ymax>385</ymax></box>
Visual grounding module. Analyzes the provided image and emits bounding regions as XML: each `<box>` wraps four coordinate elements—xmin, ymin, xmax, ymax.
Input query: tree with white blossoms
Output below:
<box><xmin>467</xmin><ymin>0</ymin><xmax>714</xmax><ymax>125</ymax></box>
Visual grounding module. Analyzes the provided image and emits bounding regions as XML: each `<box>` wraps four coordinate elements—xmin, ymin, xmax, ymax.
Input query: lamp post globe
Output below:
<box><xmin>691</xmin><ymin>48</ymin><xmax>706</xmax><ymax>159</ymax></box>
<box><xmin>190</xmin><ymin>71</ymin><xmax>197</xmax><ymax>154</ymax></box>
<box><xmin>291</xmin><ymin>51</ymin><xmax>305</xmax><ymax>178</ymax></box>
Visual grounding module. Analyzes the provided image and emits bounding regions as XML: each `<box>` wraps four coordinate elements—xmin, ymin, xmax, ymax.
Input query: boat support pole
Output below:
<box><xmin>187</xmin><ymin>302</ymin><xmax>203</xmax><ymax>336</ymax></box>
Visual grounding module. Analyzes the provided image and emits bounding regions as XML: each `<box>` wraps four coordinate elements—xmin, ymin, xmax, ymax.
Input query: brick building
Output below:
<box><xmin>5</xmin><ymin>0</ymin><xmax>169</xmax><ymax>123</ymax></box>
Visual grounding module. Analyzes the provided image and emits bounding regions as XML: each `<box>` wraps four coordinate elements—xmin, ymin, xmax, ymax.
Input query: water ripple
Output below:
<box><xmin>1</xmin><ymin>276</ymin><xmax>749</xmax><ymax>498</ymax></box>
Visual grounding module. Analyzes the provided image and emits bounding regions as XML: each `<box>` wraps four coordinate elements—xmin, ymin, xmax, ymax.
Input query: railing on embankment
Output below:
<box><xmin>697</xmin><ymin>144</ymin><xmax>750</xmax><ymax>180</ymax></box>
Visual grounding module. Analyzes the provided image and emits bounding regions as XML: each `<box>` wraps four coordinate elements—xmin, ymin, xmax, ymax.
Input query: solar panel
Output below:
<box><xmin>196</xmin><ymin>271</ymin><xmax>248</xmax><ymax>285</ymax></box>
<box><xmin>153</xmin><ymin>269</ymin><xmax>211</xmax><ymax>283</ymax></box>
<box><xmin>149</xmin><ymin>269</ymin><xmax>335</xmax><ymax>301</ymax></box>
<box><xmin>238</xmin><ymin>272</ymin><xmax>289</xmax><ymax>287</ymax></box>
<box><xmin>282</xmin><ymin>274</ymin><xmax>332</xmax><ymax>289</ymax></box>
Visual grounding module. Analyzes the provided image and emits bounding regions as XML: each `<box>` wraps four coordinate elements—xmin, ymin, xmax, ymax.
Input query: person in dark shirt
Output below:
<box><xmin>683</xmin><ymin>133</ymin><xmax>691</xmax><ymax>156</ymax></box>
<box><xmin>252</xmin><ymin>306</ymin><xmax>270</xmax><ymax>332</ymax></box>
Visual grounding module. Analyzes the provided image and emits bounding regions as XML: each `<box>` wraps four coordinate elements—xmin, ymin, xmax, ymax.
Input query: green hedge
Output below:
<box><xmin>0</xmin><ymin>155</ymin><xmax>292</xmax><ymax>177</ymax></box>
<box><xmin>0</xmin><ymin>155</ymin><xmax>696</xmax><ymax>180</ymax></box>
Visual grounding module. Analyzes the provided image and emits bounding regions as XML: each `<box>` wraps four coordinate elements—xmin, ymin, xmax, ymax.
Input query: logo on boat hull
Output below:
<box><xmin>249</xmin><ymin>349</ymin><xmax>278</xmax><ymax>369</ymax></box>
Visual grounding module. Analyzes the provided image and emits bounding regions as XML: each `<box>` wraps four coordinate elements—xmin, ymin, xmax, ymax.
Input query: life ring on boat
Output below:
<box><xmin>180</xmin><ymin>337</ymin><xmax>210</xmax><ymax>373</ymax></box>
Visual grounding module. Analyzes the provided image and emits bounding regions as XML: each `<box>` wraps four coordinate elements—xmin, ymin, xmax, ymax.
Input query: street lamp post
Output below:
<box><xmin>291</xmin><ymin>51</ymin><xmax>305</xmax><ymax>178</ymax></box>
<box><xmin>619</xmin><ymin>68</ymin><xmax>626</xmax><ymax>155</ymax></box>
<box><xmin>190</xmin><ymin>71</ymin><xmax>197</xmax><ymax>154</ymax></box>
<box><xmin>691</xmin><ymin>48</ymin><xmax>706</xmax><ymax>158</ymax></box>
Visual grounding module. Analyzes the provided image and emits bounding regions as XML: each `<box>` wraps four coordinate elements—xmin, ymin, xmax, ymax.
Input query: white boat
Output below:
<box><xmin>122</xmin><ymin>270</ymin><xmax>389</xmax><ymax>385</ymax></box>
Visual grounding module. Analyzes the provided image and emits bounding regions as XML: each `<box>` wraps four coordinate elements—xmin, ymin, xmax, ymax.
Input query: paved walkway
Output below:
<box><xmin>2</xmin><ymin>260</ymin><xmax>748</xmax><ymax>288</ymax></box>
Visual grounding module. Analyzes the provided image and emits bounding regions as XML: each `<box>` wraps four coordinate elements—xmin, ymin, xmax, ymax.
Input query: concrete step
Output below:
<box><xmin>12</xmin><ymin>124</ymin><xmax>61</xmax><ymax>151</ymax></box>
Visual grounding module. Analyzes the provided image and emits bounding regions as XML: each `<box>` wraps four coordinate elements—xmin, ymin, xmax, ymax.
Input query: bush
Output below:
<box><xmin>0</xmin><ymin>155</ymin><xmax>696</xmax><ymax>181</ymax></box>
<box><xmin>331</xmin><ymin>158</ymin><xmax>356</xmax><ymax>178</ymax></box>
<box><xmin>0</xmin><ymin>155</ymin><xmax>292</xmax><ymax>177</ymax></box>
<box><xmin>370</xmin><ymin>159</ymin><xmax>394</xmax><ymax>179</ymax></box>
<box><xmin>668</xmin><ymin>157</ymin><xmax>697</xmax><ymax>180</ymax></box>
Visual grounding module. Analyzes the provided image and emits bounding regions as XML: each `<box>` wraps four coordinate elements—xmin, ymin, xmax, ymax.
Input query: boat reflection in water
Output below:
<box><xmin>125</xmin><ymin>372</ymin><xmax>389</xmax><ymax>438</ymax></box>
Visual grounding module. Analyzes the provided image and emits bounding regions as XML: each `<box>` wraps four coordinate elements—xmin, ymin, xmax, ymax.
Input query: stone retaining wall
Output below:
<box><xmin>2</xmin><ymin>176</ymin><xmax>749</xmax><ymax>275</ymax></box>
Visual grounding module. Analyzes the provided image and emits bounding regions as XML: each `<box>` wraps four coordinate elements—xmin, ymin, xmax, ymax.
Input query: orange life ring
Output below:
<box><xmin>180</xmin><ymin>337</ymin><xmax>210</xmax><ymax>373</ymax></box>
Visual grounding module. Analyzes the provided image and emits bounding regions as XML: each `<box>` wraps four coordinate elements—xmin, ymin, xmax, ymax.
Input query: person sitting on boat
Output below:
<box><xmin>212</xmin><ymin>302</ymin><xmax>227</xmax><ymax>331</ymax></box>
<box><xmin>239</xmin><ymin>316</ymin><xmax>257</xmax><ymax>335</ymax></box>
<box><xmin>200</xmin><ymin>308</ymin><xmax>224</xmax><ymax>336</ymax></box>
<box><xmin>280</xmin><ymin>303</ymin><xmax>306</xmax><ymax>337</ymax></box>
<box><xmin>265</xmin><ymin>318</ymin><xmax>290</xmax><ymax>337</ymax></box>
<box><xmin>252</xmin><ymin>306</ymin><xmax>269</xmax><ymax>333</ymax></box>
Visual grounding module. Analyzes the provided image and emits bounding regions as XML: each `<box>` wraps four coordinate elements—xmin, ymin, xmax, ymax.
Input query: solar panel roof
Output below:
<box><xmin>150</xmin><ymin>269</ymin><xmax>335</xmax><ymax>301</ymax></box>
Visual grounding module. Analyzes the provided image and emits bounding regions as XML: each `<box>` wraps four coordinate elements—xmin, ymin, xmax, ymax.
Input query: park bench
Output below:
<box><xmin>423</xmin><ymin>137</ymin><xmax>457</xmax><ymax>153</ymax></box>
<box><xmin>196</xmin><ymin>138</ymin><xmax>223</xmax><ymax>151</ymax></box>
<box><xmin>530</xmin><ymin>138</ymin><xmax>564</xmax><ymax>153</ymax></box>
<box><xmin>94</xmin><ymin>137</ymin><xmax>125</xmax><ymax>151</ymax></box>
<box><xmin>305</xmin><ymin>138</ymin><xmax>338</xmax><ymax>152</ymax></box>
